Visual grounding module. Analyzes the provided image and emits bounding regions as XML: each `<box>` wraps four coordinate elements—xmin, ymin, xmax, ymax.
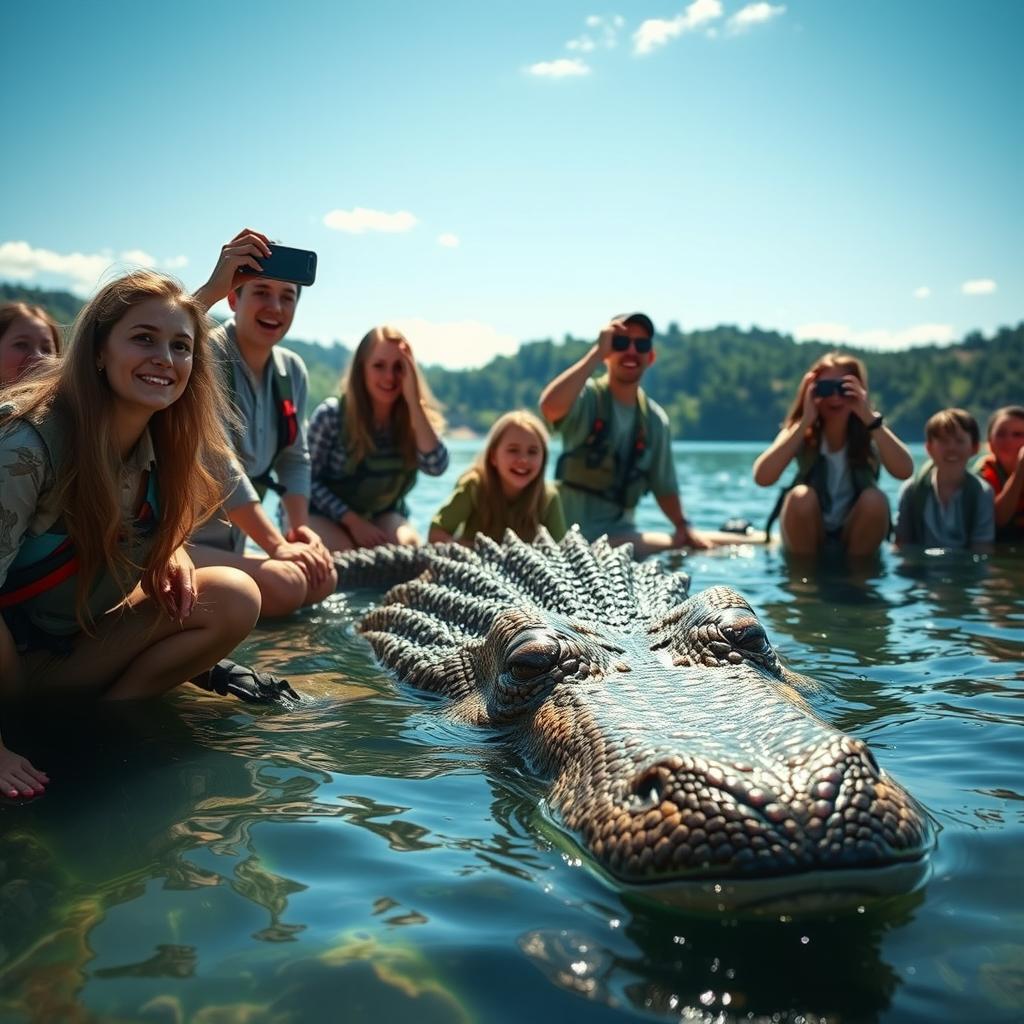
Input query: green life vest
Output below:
<box><xmin>764</xmin><ymin>441</ymin><xmax>879</xmax><ymax>538</ymax></box>
<box><xmin>901</xmin><ymin>459</ymin><xmax>982</xmax><ymax>544</ymax></box>
<box><xmin>0</xmin><ymin>410</ymin><xmax>159</xmax><ymax>612</ymax></box>
<box><xmin>555</xmin><ymin>377</ymin><xmax>654</xmax><ymax>514</ymax></box>
<box><xmin>322</xmin><ymin>395</ymin><xmax>418</xmax><ymax>517</ymax></box>
<box><xmin>222</xmin><ymin>344</ymin><xmax>298</xmax><ymax>501</ymax></box>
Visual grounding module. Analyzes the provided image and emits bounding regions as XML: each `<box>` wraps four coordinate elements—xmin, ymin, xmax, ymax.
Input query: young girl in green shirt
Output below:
<box><xmin>430</xmin><ymin>410</ymin><xmax>565</xmax><ymax>545</ymax></box>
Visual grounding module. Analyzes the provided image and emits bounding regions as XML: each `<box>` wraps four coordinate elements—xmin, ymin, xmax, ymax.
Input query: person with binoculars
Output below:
<box><xmin>540</xmin><ymin>313</ymin><xmax>709</xmax><ymax>558</ymax></box>
<box><xmin>753</xmin><ymin>352</ymin><xmax>913</xmax><ymax>557</ymax></box>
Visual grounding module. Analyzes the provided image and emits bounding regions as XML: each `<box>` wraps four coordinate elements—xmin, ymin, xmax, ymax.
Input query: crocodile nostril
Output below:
<box><xmin>629</xmin><ymin>767</ymin><xmax>664</xmax><ymax>810</ymax></box>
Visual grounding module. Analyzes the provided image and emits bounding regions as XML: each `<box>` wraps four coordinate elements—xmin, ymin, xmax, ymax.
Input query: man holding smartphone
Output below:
<box><xmin>191</xmin><ymin>228</ymin><xmax>336</xmax><ymax>618</ymax></box>
<box><xmin>539</xmin><ymin>313</ymin><xmax>709</xmax><ymax>557</ymax></box>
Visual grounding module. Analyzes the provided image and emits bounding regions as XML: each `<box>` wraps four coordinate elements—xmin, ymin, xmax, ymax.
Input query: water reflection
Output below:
<box><xmin>520</xmin><ymin>889</ymin><xmax>921</xmax><ymax>1023</ymax></box>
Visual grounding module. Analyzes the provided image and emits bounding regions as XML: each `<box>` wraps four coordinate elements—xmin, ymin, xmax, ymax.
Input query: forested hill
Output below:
<box><xmin>4</xmin><ymin>281</ymin><xmax>1020</xmax><ymax>441</ymax></box>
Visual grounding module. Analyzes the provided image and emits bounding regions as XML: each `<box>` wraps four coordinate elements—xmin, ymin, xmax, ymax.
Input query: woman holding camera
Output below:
<box><xmin>753</xmin><ymin>352</ymin><xmax>913</xmax><ymax>556</ymax></box>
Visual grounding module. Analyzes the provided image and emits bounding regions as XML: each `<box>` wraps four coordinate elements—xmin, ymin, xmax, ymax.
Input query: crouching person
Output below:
<box><xmin>190</xmin><ymin>229</ymin><xmax>336</xmax><ymax>617</ymax></box>
<box><xmin>0</xmin><ymin>271</ymin><xmax>275</xmax><ymax>801</ymax></box>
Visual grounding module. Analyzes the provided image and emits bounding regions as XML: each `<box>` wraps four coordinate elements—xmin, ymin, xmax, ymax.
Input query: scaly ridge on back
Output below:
<box><xmin>381</xmin><ymin>580</ymin><xmax>505</xmax><ymax>641</ymax></box>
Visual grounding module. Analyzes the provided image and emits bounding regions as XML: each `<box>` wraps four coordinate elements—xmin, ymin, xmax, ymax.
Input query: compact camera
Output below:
<box><xmin>813</xmin><ymin>378</ymin><xmax>847</xmax><ymax>399</ymax></box>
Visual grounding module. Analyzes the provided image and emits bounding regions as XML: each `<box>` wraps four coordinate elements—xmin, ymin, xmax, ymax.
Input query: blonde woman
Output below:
<box><xmin>429</xmin><ymin>410</ymin><xmax>565</xmax><ymax>544</ymax></box>
<box><xmin>0</xmin><ymin>302</ymin><xmax>61</xmax><ymax>386</ymax></box>
<box><xmin>307</xmin><ymin>325</ymin><xmax>448</xmax><ymax>551</ymax></box>
<box><xmin>753</xmin><ymin>351</ymin><xmax>913</xmax><ymax>556</ymax></box>
<box><xmin>0</xmin><ymin>271</ymin><xmax>271</xmax><ymax>800</ymax></box>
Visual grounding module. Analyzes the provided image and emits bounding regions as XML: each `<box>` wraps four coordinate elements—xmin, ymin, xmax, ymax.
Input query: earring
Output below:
<box><xmin>97</xmin><ymin>364</ymin><xmax>105</xmax><ymax>374</ymax></box>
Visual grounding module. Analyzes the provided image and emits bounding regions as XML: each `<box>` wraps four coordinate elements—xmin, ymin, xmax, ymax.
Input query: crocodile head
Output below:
<box><xmin>340</xmin><ymin>530</ymin><xmax>933</xmax><ymax>905</ymax></box>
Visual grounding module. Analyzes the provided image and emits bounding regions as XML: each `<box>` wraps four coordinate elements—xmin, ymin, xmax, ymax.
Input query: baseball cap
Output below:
<box><xmin>615</xmin><ymin>312</ymin><xmax>655</xmax><ymax>338</ymax></box>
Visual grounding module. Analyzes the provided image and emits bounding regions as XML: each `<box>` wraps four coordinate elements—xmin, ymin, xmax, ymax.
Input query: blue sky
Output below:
<box><xmin>2</xmin><ymin>1</ymin><xmax>1020</xmax><ymax>367</ymax></box>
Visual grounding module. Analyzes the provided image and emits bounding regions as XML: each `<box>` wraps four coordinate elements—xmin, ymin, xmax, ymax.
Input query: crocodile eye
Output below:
<box><xmin>505</xmin><ymin>634</ymin><xmax>560</xmax><ymax>682</ymax></box>
<box><xmin>720</xmin><ymin>612</ymin><xmax>771</xmax><ymax>655</ymax></box>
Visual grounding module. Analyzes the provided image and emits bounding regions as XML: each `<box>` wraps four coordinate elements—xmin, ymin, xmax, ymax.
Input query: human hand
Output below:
<box><xmin>597</xmin><ymin>319</ymin><xmax>627</xmax><ymax>359</ymax></box>
<box><xmin>674</xmin><ymin>525</ymin><xmax>712</xmax><ymax>551</ymax></box>
<box><xmin>147</xmin><ymin>547</ymin><xmax>197</xmax><ymax>623</ymax></box>
<box><xmin>341</xmin><ymin>512</ymin><xmax>391</xmax><ymax>549</ymax></box>
<box><xmin>0</xmin><ymin>745</ymin><xmax>48</xmax><ymax>799</ymax></box>
<box><xmin>285</xmin><ymin>525</ymin><xmax>333</xmax><ymax>585</ymax></box>
<box><xmin>396</xmin><ymin>338</ymin><xmax>421</xmax><ymax>405</ymax></box>
<box><xmin>799</xmin><ymin>371</ymin><xmax>819</xmax><ymax>427</ymax></box>
<box><xmin>272</xmin><ymin>536</ymin><xmax>327</xmax><ymax>587</ymax></box>
<box><xmin>843</xmin><ymin>375</ymin><xmax>873</xmax><ymax>422</ymax></box>
<box><xmin>195</xmin><ymin>228</ymin><xmax>273</xmax><ymax>309</ymax></box>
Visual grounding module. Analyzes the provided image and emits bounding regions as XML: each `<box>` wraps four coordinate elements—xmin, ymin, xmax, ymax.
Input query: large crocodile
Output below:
<box><xmin>335</xmin><ymin>529</ymin><xmax>932</xmax><ymax>907</ymax></box>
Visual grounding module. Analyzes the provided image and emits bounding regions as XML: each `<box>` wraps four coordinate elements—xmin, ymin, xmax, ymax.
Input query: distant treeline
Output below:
<box><xmin>5</xmin><ymin>281</ymin><xmax>1020</xmax><ymax>442</ymax></box>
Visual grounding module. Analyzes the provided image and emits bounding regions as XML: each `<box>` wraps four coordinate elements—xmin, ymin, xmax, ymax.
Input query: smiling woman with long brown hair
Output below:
<box><xmin>0</xmin><ymin>270</ymin><xmax>268</xmax><ymax>801</ymax></box>
<box><xmin>753</xmin><ymin>351</ymin><xmax>913</xmax><ymax>557</ymax></box>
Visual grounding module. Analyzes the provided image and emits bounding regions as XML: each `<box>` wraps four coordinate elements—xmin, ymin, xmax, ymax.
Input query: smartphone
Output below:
<box><xmin>239</xmin><ymin>244</ymin><xmax>317</xmax><ymax>287</ymax></box>
<box><xmin>813</xmin><ymin>378</ymin><xmax>846</xmax><ymax>399</ymax></box>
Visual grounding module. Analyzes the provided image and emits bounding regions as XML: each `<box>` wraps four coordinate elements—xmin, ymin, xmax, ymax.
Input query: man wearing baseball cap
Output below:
<box><xmin>539</xmin><ymin>313</ymin><xmax>709</xmax><ymax>557</ymax></box>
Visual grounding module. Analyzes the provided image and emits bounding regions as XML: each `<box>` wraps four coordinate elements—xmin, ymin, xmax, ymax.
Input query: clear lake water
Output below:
<box><xmin>1</xmin><ymin>440</ymin><xmax>1021</xmax><ymax>1024</ymax></box>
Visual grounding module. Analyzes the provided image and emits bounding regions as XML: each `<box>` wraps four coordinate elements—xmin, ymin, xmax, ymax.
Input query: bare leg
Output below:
<box><xmin>376</xmin><ymin>512</ymin><xmax>420</xmax><ymax>546</ymax></box>
<box><xmin>309</xmin><ymin>513</ymin><xmax>356</xmax><ymax>554</ymax></box>
<box><xmin>188</xmin><ymin>543</ymin><xmax>307</xmax><ymax>619</ymax></box>
<box><xmin>843</xmin><ymin>487</ymin><xmax>890</xmax><ymax>558</ymax></box>
<box><xmin>780</xmin><ymin>485</ymin><xmax>825</xmax><ymax>555</ymax></box>
<box><xmin>21</xmin><ymin>567</ymin><xmax>260</xmax><ymax>700</ymax></box>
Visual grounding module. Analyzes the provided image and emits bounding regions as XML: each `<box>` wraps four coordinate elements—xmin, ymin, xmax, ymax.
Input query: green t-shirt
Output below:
<box><xmin>432</xmin><ymin>475</ymin><xmax>566</xmax><ymax>543</ymax></box>
<box><xmin>552</xmin><ymin>378</ymin><xmax>678</xmax><ymax>540</ymax></box>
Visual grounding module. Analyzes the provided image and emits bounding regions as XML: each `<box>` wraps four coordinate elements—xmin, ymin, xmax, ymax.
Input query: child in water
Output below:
<box><xmin>894</xmin><ymin>408</ymin><xmax>995</xmax><ymax>551</ymax></box>
<box><xmin>429</xmin><ymin>410</ymin><xmax>566</xmax><ymax>544</ymax></box>
<box><xmin>974</xmin><ymin>405</ymin><xmax>1024</xmax><ymax>543</ymax></box>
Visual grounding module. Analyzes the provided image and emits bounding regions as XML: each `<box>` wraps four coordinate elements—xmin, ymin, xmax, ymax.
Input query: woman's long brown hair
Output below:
<box><xmin>462</xmin><ymin>410</ymin><xmax>550</xmax><ymax>542</ymax></box>
<box><xmin>782</xmin><ymin>351</ymin><xmax>876</xmax><ymax>470</ymax></box>
<box><xmin>340</xmin><ymin>325</ymin><xmax>446</xmax><ymax>466</ymax></box>
<box><xmin>0</xmin><ymin>271</ymin><xmax>234</xmax><ymax>630</ymax></box>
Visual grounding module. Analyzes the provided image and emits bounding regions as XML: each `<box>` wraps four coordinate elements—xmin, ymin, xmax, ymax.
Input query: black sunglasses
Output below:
<box><xmin>612</xmin><ymin>334</ymin><xmax>653</xmax><ymax>354</ymax></box>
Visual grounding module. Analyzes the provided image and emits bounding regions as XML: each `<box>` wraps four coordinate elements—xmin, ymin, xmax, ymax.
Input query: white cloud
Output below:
<box><xmin>961</xmin><ymin>278</ymin><xmax>996</xmax><ymax>295</ymax></box>
<box><xmin>0</xmin><ymin>240</ymin><xmax>179</xmax><ymax>293</ymax></box>
<box><xmin>164</xmin><ymin>255</ymin><xmax>189</xmax><ymax>270</ymax></box>
<box><xmin>568</xmin><ymin>14</ymin><xmax>625</xmax><ymax>52</ymax></box>
<box><xmin>727</xmin><ymin>3</ymin><xmax>786</xmax><ymax>33</ymax></box>
<box><xmin>118</xmin><ymin>248</ymin><xmax>157</xmax><ymax>266</ymax></box>
<box><xmin>913</xmin><ymin>286</ymin><xmax>931</xmax><ymax>299</ymax></box>
<box><xmin>794</xmin><ymin>321</ymin><xmax>956</xmax><ymax>350</ymax></box>
<box><xmin>527</xmin><ymin>57</ymin><xmax>591</xmax><ymax>78</ymax></box>
<box><xmin>633</xmin><ymin>0</ymin><xmax>723</xmax><ymax>55</ymax></box>
<box><xmin>323</xmin><ymin>207</ymin><xmax>419</xmax><ymax>234</ymax></box>
<box><xmin>437</xmin><ymin>233</ymin><xmax>460</xmax><ymax>248</ymax></box>
<box><xmin>389</xmin><ymin>318</ymin><xmax>519</xmax><ymax>369</ymax></box>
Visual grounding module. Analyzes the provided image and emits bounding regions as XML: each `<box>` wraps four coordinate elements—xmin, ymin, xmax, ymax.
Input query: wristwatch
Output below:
<box><xmin>866</xmin><ymin>414</ymin><xmax>884</xmax><ymax>431</ymax></box>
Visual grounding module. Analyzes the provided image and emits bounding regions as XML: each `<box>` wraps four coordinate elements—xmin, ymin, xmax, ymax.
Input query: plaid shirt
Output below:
<box><xmin>307</xmin><ymin>397</ymin><xmax>449</xmax><ymax>521</ymax></box>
